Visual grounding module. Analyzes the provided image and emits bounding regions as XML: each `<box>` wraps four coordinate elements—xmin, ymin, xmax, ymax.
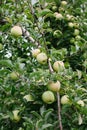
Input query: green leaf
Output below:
<box><xmin>0</xmin><ymin>60</ymin><xmax>13</xmax><ymax>68</ymax></box>
<box><xmin>42</xmin><ymin>124</ymin><xmax>53</xmax><ymax>130</ymax></box>
<box><xmin>31</xmin><ymin>111</ymin><xmax>41</xmax><ymax>119</ymax></box>
<box><xmin>39</xmin><ymin>9</ymin><xmax>53</xmax><ymax>17</ymax></box>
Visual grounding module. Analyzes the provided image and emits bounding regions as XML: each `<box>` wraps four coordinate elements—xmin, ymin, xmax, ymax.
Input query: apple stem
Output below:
<box><xmin>57</xmin><ymin>92</ymin><xmax>63</xmax><ymax>130</ymax></box>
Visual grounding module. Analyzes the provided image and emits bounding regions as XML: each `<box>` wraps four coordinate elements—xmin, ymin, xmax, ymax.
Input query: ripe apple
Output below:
<box><xmin>47</xmin><ymin>81</ymin><xmax>61</xmax><ymax>92</ymax></box>
<box><xmin>53</xmin><ymin>61</ymin><xmax>65</xmax><ymax>72</ymax></box>
<box><xmin>77</xmin><ymin>100</ymin><xmax>85</xmax><ymax>107</ymax></box>
<box><xmin>54</xmin><ymin>12</ymin><xmax>63</xmax><ymax>20</ymax></box>
<box><xmin>12</xmin><ymin>110</ymin><xmax>21</xmax><ymax>122</ymax></box>
<box><xmin>36</xmin><ymin>52</ymin><xmax>47</xmax><ymax>64</ymax></box>
<box><xmin>74</xmin><ymin>29</ymin><xmax>80</xmax><ymax>36</ymax></box>
<box><xmin>11</xmin><ymin>26</ymin><xmax>22</xmax><ymax>37</ymax></box>
<box><xmin>42</xmin><ymin>91</ymin><xmax>55</xmax><ymax>104</ymax></box>
<box><xmin>61</xmin><ymin>1</ymin><xmax>67</xmax><ymax>6</ymax></box>
<box><xmin>32</xmin><ymin>49</ymin><xmax>40</xmax><ymax>58</ymax></box>
<box><xmin>61</xmin><ymin>95</ymin><xmax>70</xmax><ymax>105</ymax></box>
<box><xmin>68</xmin><ymin>22</ymin><xmax>74</xmax><ymax>28</ymax></box>
<box><xmin>10</xmin><ymin>71</ymin><xmax>19</xmax><ymax>80</ymax></box>
<box><xmin>0</xmin><ymin>43</ymin><xmax>3</xmax><ymax>50</ymax></box>
<box><xmin>23</xmin><ymin>94</ymin><xmax>34</xmax><ymax>102</ymax></box>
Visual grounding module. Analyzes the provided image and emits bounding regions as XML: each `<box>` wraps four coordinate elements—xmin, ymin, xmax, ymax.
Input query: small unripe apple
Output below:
<box><xmin>32</xmin><ymin>49</ymin><xmax>40</xmax><ymax>58</ymax></box>
<box><xmin>53</xmin><ymin>61</ymin><xmax>65</xmax><ymax>72</ymax></box>
<box><xmin>34</xmin><ymin>27</ymin><xmax>38</xmax><ymax>31</ymax></box>
<box><xmin>74</xmin><ymin>29</ymin><xmax>80</xmax><ymax>36</ymax></box>
<box><xmin>70</xmin><ymin>38</ymin><xmax>75</xmax><ymax>43</ymax></box>
<box><xmin>10</xmin><ymin>71</ymin><xmax>19</xmax><ymax>80</ymax></box>
<box><xmin>52</xmin><ymin>6</ymin><xmax>57</xmax><ymax>11</ymax></box>
<box><xmin>11</xmin><ymin>26</ymin><xmax>22</xmax><ymax>37</ymax></box>
<box><xmin>23</xmin><ymin>94</ymin><xmax>34</xmax><ymax>102</ymax></box>
<box><xmin>12</xmin><ymin>110</ymin><xmax>21</xmax><ymax>122</ymax></box>
<box><xmin>77</xmin><ymin>100</ymin><xmax>85</xmax><ymax>107</ymax></box>
<box><xmin>36</xmin><ymin>52</ymin><xmax>47</xmax><ymax>64</ymax></box>
<box><xmin>66</xmin><ymin>14</ymin><xmax>74</xmax><ymax>21</ymax></box>
<box><xmin>18</xmin><ymin>127</ymin><xmax>24</xmax><ymax>130</ymax></box>
<box><xmin>61</xmin><ymin>1</ymin><xmax>67</xmax><ymax>6</ymax></box>
<box><xmin>68</xmin><ymin>22</ymin><xmax>74</xmax><ymax>28</ymax></box>
<box><xmin>53</xmin><ymin>30</ymin><xmax>62</xmax><ymax>38</ymax></box>
<box><xmin>0</xmin><ymin>43</ymin><xmax>3</xmax><ymax>50</ymax></box>
<box><xmin>61</xmin><ymin>95</ymin><xmax>70</xmax><ymax>105</ymax></box>
<box><xmin>59</xmin><ymin>7</ymin><xmax>65</xmax><ymax>12</ymax></box>
<box><xmin>73</xmin><ymin>23</ymin><xmax>79</xmax><ymax>28</ymax></box>
<box><xmin>75</xmin><ymin>35</ymin><xmax>81</xmax><ymax>40</ymax></box>
<box><xmin>42</xmin><ymin>91</ymin><xmax>55</xmax><ymax>104</ymax></box>
<box><xmin>47</xmin><ymin>81</ymin><xmax>61</xmax><ymax>92</ymax></box>
<box><xmin>54</xmin><ymin>12</ymin><xmax>63</xmax><ymax>20</ymax></box>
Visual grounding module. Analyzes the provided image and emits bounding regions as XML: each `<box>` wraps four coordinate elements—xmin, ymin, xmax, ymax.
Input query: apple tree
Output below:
<box><xmin>0</xmin><ymin>0</ymin><xmax>87</xmax><ymax>130</ymax></box>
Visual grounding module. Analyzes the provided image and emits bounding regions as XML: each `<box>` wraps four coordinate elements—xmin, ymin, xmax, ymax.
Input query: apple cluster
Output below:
<box><xmin>42</xmin><ymin>80</ymin><xmax>61</xmax><ymax>104</ymax></box>
<box><xmin>32</xmin><ymin>48</ymin><xmax>48</xmax><ymax>64</ymax></box>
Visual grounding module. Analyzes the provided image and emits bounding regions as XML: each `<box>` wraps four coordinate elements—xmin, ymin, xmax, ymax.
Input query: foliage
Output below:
<box><xmin>0</xmin><ymin>0</ymin><xmax>87</xmax><ymax>130</ymax></box>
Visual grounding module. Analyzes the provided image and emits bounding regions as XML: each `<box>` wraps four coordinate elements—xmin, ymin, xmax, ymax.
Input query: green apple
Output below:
<box><xmin>0</xmin><ymin>44</ymin><xmax>3</xmax><ymax>50</ymax></box>
<box><xmin>32</xmin><ymin>49</ymin><xmax>40</xmax><ymax>58</ymax></box>
<box><xmin>47</xmin><ymin>81</ymin><xmax>61</xmax><ymax>92</ymax></box>
<box><xmin>53</xmin><ymin>30</ymin><xmax>62</xmax><ymax>38</ymax></box>
<box><xmin>70</xmin><ymin>38</ymin><xmax>75</xmax><ymax>43</ymax></box>
<box><xmin>73</xmin><ymin>23</ymin><xmax>79</xmax><ymax>28</ymax></box>
<box><xmin>66</xmin><ymin>14</ymin><xmax>74</xmax><ymax>21</ymax></box>
<box><xmin>12</xmin><ymin>110</ymin><xmax>21</xmax><ymax>122</ymax></box>
<box><xmin>54</xmin><ymin>12</ymin><xmax>63</xmax><ymax>20</ymax></box>
<box><xmin>11</xmin><ymin>26</ymin><xmax>22</xmax><ymax>37</ymax></box>
<box><xmin>42</xmin><ymin>91</ymin><xmax>55</xmax><ymax>104</ymax></box>
<box><xmin>52</xmin><ymin>6</ymin><xmax>57</xmax><ymax>11</ymax></box>
<box><xmin>68</xmin><ymin>22</ymin><xmax>74</xmax><ymax>28</ymax></box>
<box><xmin>61</xmin><ymin>1</ymin><xmax>67</xmax><ymax>6</ymax></box>
<box><xmin>61</xmin><ymin>95</ymin><xmax>70</xmax><ymax>105</ymax></box>
<box><xmin>53</xmin><ymin>61</ymin><xmax>65</xmax><ymax>72</ymax></box>
<box><xmin>23</xmin><ymin>94</ymin><xmax>34</xmax><ymax>102</ymax></box>
<box><xmin>10</xmin><ymin>71</ymin><xmax>19</xmax><ymax>80</ymax></box>
<box><xmin>59</xmin><ymin>7</ymin><xmax>65</xmax><ymax>12</ymax></box>
<box><xmin>75</xmin><ymin>35</ymin><xmax>81</xmax><ymax>40</ymax></box>
<box><xmin>77</xmin><ymin>100</ymin><xmax>85</xmax><ymax>107</ymax></box>
<box><xmin>18</xmin><ymin>127</ymin><xmax>24</xmax><ymax>130</ymax></box>
<box><xmin>74</xmin><ymin>29</ymin><xmax>80</xmax><ymax>36</ymax></box>
<box><xmin>36</xmin><ymin>52</ymin><xmax>47</xmax><ymax>64</ymax></box>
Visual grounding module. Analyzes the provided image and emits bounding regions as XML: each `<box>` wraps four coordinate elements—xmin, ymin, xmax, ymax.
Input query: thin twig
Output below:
<box><xmin>57</xmin><ymin>92</ymin><xmax>63</xmax><ymax>130</ymax></box>
<box><xmin>48</xmin><ymin>58</ymin><xmax>54</xmax><ymax>73</ymax></box>
<box><xmin>22</xmin><ymin>27</ymin><xmax>39</xmax><ymax>46</ymax></box>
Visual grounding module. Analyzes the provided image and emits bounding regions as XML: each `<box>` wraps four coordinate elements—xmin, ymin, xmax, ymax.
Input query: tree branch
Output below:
<box><xmin>48</xmin><ymin>58</ymin><xmax>54</xmax><ymax>73</ymax></box>
<box><xmin>22</xmin><ymin>27</ymin><xmax>39</xmax><ymax>46</ymax></box>
<box><xmin>21</xmin><ymin>13</ymin><xmax>63</xmax><ymax>128</ymax></box>
<box><xmin>57</xmin><ymin>92</ymin><xmax>63</xmax><ymax>130</ymax></box>
<box><xmin>22</xmin><ymin>26</ymin><xmax>63</xmax><ymax>130</ymax></box>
